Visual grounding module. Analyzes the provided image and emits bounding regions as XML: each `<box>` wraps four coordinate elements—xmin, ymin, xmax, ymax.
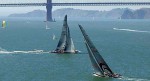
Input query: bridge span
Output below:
<box><xmin>0</xmin><ymin>0</ymin><xmax>150</xmax><ymax>21</ymax></box>
<box><xmin>1</xmin><ymin>2</ymin><xmax>150</xmax><ymax>7</ymax></box>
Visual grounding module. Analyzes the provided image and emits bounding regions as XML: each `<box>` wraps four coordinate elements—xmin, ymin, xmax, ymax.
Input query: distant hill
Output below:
<box><xmin>8</xmin><ymin>8</ymin><xmax>150</xmax><ymax>19</ymax></box>
<box><xmin>52</xmin><ymin>8</ymin><xmax>124</xmax><ymax>19</ymax></box>
<box><xmin>121</xmin><ymin>8</ymin><xmax>150</xmax><ymax>19</ymax></box>
<box><xmin>8</xmin><ymin>9</ymin><xmax>46</xmax><ymax>17</ymax></box>
<box><xmin>121</xmin><ymin>9</ymin><xmax>134</xmax><ymax>19</ymax></box>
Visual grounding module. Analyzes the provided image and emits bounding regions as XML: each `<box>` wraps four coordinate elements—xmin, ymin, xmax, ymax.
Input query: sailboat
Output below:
<box><xmin>79</xmin><ymin>24</ymin><xmax>121</xmax><ymax>78</ymax></box>
<box><xmin>51</xmin><ymin>15</ymin><xmax>79</xmax><ymax>54</ymax></box>
<box><xmin>2</xmin><ymin>20</ymin><xmax>6</xmax><ymax>28</ymax></box>
<box><xmin>45</xmin><ymin>22</ymin><xmax>50</xmax><ymax>30</ymax></box>
<box><xmin>52</xmin><ymin>34</ymin><xmax>56</xmax><ymax>40</ymax></box>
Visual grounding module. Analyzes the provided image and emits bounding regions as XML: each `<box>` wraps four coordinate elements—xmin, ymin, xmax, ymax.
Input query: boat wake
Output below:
<box><xmin>113</xmin><ymin>28</ymin><xmax>150</xmax><ymax>33</ymax></box>
<box><xmin>0</xmin><ymin>47</ymin><xmax>14</xmax><ymax>54</ymax></box>
<box><xmin>0</xmin><ymin>47</ymin><xmax>49</xmax><ymax>54</ymax></box>
<box><xmin>119</xmin><ymin>76</ymin><xmax>150</xmax><ymax>81</ymax></box>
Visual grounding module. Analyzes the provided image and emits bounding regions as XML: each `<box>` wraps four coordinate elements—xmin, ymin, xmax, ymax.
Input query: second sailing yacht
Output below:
<box><xmin>79</xmin><ymin>24</ymin><xmax>121</xmax><ymax>78</ymax></box>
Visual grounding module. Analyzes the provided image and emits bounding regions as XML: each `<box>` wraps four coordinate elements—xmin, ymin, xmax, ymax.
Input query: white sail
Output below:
<box><xmin>2</xmin><ymin>20</ymin><xmax>6</xmax><ymax>28</ymax></box>
<box><xmin>64</xmin><ymin>38</ymin><xmax>75</xmax><ymax>53</ymax></box>
<box><xmin>70</xmin><ymin>38</ymin><xmax>75</xmax><ymax>52</ymax></box>
<box><xmin>52</xmin><ymin>34</ymin><xmax>56</xmax><ymax>40</ymax></box>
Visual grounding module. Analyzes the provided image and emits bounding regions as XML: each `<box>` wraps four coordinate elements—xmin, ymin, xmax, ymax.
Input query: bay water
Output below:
<box><xmin>0</xmin><ymin>18</ymin><xmax>150</xmax><ymax>81</ymax></box>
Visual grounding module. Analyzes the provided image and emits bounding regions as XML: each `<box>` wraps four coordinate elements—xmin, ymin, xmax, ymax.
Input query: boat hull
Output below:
<box><xmin>50</xmin><ymin>50</ymin><xmax>80</xmax><ymax>54</ymax></box>
<box><xmin>93</xmin><ymin>72</ymin><xmax>122</xmax><ymax>78</ymax></box>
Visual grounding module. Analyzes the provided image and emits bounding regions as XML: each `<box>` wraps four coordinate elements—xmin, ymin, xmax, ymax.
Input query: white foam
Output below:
<box><xmin>0</xmin><ymin>47</ymin><xmax>13</xmax><ymax>54</ymax></box>
<box><xmin>13</xmin><ymin>49</ymin><xmax>45</xmax><ymax>54</ymax></box>
<box><xmin>113</xmin><ymin>28</ymin><xmax>150</xmax><ymax>33</ymax></box>
<box><xmin>0</xmin><ymin>47</ymin><xmax>49</xmax><ymax>54</ymax></box>
<box><xmin>120</xmin><ymin>76</ymin><xmax>150</xmax><ymax>81</ymax></box>
<box><xmin>0</xmin><ymin>51</ymin><xmax>14</xmax><ymax>54</ymax></box>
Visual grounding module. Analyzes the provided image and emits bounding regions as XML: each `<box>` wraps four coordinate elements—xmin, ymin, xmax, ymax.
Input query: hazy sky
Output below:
<box><xmin>0</xmin><ymin>0</ymin><xmax>150</xmax><ymax>16</ymax></box>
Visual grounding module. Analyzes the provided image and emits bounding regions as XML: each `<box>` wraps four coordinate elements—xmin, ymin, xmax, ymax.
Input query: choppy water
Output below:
<box><xmin>0</xmin><ymin>18</ymin><xmax>150</xmax><ymax>81</ymax></box>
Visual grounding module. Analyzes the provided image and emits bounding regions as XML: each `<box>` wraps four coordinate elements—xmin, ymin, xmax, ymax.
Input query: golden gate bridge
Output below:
<box><xmin>0</xmin><ymin>0</ymin><xmax>150</xmax><ymax>21</ymax></box>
